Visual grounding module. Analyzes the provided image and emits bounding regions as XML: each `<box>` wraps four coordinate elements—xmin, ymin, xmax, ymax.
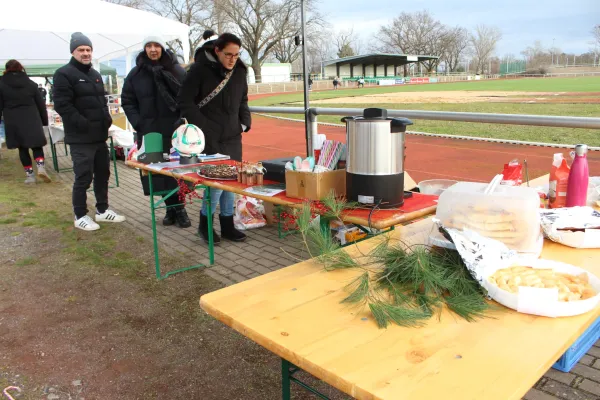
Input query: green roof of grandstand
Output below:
<box><xmin>323</xmin><ymin>53</ymin><xmax>438</xmax><ymax>67</ymax></box>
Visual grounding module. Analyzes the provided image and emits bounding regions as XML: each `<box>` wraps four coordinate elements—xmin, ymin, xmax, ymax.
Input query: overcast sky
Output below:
<box><xmin>321</xmin><ymin>0</ymin><xmax>599</xmax><ymax>57</ymax></box>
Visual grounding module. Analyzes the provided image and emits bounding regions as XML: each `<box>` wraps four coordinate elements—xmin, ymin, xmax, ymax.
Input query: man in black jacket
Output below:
<box><xmin>121</xmin><ymin>36</ymin><xmax>191</xmax><ymax>228</ymax></box>
<box><xmin>179</xmin><ymin>33</ymin><xmax>251</xmax><ymax>244</ymax></box>
<box><xmin>53</xmin><ymin>32</ymin><xmax>126</xmax><ymax>231</ymax></box>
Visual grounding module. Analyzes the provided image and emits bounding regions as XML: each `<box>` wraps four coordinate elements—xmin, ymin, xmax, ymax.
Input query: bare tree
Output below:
<box><xmin>520</xmin><ymin>40</ymin><xmax>545</xmax><ymax>63</ymax></box>
<box><xmin>519</xmin><ymin>40</ymin><xmax>563</xmax><ymax>69</ymax></box>
<box><xmin>376</xmin><ymin>10</ymin><xmax>450</xmax><ymax>75</ymax></box>
<box><xmin>220</xmin><ymin>0</ymin><xmax>322</xmax><ymax>82</ymax></box>
<box><xmin>305</xmin><ymin>30</ymin><xmax>334</xmax><ymax>75</ymax></box>
<box><xmin>144</xmin><ymin>0</ymin><xmax>218</xmax><ymax>62</ymax></box>
<box><xmin>442</xmin><ymin>27</ymin><xmax>469</xmax><ymax>72</ymax></box>
<box><xmin>591</xmin><ymin>25</ymin><xmax>600</xmax><ymax>64</ymax></box>
<box><xmin>272</xmin><ymin>10</ymin><xmax>327</xmax><ymax>64</ymax></box>
<box><xmin>104</xmin><ymin>0</ymin><xmax>147</xmax><ymax>7</ymax></box>
<box><xmin>470</xmin><ymin>24</ymin><xmax>502</xmax><ymax>74</ymax></box>
<box><xmin>334</xmin><ymin>28</ymin><xmax>359</xmax><ymax>58</ymax></box>
<box><xmin>211</xmin><ymin>0</ymin><xmax>231</xmax><ymax>36</ymax></box>
<box><xmin>272</xmin><ymin>38</ymin><xmax>301</xmax><ymax>64</ymax></box>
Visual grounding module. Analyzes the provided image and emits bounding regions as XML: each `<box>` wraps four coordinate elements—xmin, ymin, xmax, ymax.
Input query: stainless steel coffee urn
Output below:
<box><xmin>342</xmin><ymin>108</ymin><xmax>412</xmax><ymax>208</ymax></box>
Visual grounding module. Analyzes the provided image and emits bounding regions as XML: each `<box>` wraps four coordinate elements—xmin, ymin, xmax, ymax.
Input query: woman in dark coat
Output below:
<box><xmin>121</xmin><ymin>36</ymin><xmax>191</xmax><ymax>228</ymax></box>
<box><xmin>178</xmin><ymin>33</ymin><xmax>251</xmax><ymax>244</ymax></box>
<box><xmin>0</xmin><ymin>60</ymin><xmax>50</xmax><ymax>184</ymax></box>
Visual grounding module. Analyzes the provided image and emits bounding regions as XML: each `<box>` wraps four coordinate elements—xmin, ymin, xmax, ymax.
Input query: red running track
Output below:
<box><xmin>242</xmin><ymin>115</ymin><xmax>600</xmax><ymax>184</ymax></box>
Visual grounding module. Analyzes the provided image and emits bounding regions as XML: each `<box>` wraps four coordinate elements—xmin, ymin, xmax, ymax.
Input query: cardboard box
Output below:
<box><xmin>285</xmin><ymin>169</ymin><xmax>346</xmax><ymax>201</ymax></box>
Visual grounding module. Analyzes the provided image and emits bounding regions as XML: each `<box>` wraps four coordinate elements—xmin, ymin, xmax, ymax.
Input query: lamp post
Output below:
<box><xmin>300</xmin><ymin>0</ymin><xmax>312</xmax><ymax>157</ymax></box>
<box><xmin>551</xmin><ymin>38</ymin><xmax>555</xmax><ymax>65</ymax></box>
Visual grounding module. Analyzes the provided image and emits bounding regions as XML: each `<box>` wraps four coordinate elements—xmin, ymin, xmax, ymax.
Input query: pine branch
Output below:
<box><xmin>321</xmin><ymin>190</ymin><xmax>357</xmax><ymax>221</ymax></box>
<box><xmin>290</xmin><ymin>194</ymin><xmax>495</xmax><ymax>329</ymax></box>
<box><xmin>444</xmin><ymin>293</ymin><xmax>491</xmax><ymax>322</ymax></box>
<box><xmin>368</xmin><ymin>301</ymin><xmax>430</xmax><ymax>329</ymax></box>
<box><xmin>320</xmin><ymin>249</ymin><xmax>360</xmax><ymax>271</ymax></box>
<box><xmin>342</xmin><ymin>272</ymin><xmax>370</xmax><ymax>304</ymax></box>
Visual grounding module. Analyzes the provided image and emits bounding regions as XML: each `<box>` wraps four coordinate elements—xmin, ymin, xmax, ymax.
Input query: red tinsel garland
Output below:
<box><xmin>276</xmin><ymin>201</ymin><xmax>330</xmax><ymax>231</ymax></box>
<box><xmin>176</xmin><ymin>179</ymin><xmax>203</xmax><ymax>205</ymax></box>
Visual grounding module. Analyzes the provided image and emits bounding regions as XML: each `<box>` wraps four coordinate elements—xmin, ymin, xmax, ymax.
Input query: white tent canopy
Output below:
<box><xmin>0</xmin><ymin>0</ymin><xmax>190</xmax><ymax>70</ymax></box>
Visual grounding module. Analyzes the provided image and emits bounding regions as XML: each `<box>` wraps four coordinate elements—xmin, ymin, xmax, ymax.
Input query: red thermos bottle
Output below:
<box><xmin>566</xmin><ymin>144</ymin><xmax>589</xmax><ymax>207</ymax></box>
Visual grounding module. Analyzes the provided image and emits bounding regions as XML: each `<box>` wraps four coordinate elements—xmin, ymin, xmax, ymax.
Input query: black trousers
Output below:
<box><xmin>18</xmin><ymin>147</ymin><xmax>44</xmax><ymax>168</ymax></box>
<box><xmin>70</xmin><ymin>142</ymin><xmax>110</xmax><ymax>219</ymax></box>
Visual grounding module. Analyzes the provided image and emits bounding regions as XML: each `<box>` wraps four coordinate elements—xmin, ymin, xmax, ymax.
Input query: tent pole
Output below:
<box><xmin>125</xmin><ymin>49</ymin><xmax>132</xmax><ymax>77</ymax></box>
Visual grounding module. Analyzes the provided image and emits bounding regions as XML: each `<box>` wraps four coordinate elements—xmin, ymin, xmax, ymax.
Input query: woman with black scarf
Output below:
<box><xmin>178</xmin><ymin>33</ymin><xmax>251</xmax><ymax>244</ymax></box>
<box><xmin>121</xmin><ymin>36</ymin><xmax>191</xmax><ymax>228</ymax></box>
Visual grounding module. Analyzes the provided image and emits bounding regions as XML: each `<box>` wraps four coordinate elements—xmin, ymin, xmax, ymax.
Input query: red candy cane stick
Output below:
<box><xmin>3</xmin><ymin>386</ymin><xmax>21</xmax><ymax>400</ymax></box>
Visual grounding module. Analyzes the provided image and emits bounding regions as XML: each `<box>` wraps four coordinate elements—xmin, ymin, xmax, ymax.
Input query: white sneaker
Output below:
<box><xmin>95</xmin><ymin>209</ymin><xmax>126</xmax><ymax>223</ymax></box>
<box><xmin>74</xmin><ymin>215</ymin><xmax>100</xmax><ymax>231</ymax></box>
<box><xmin>37</xmin><ymin>165</ymin><xmax>52</xmax><ymax>183</ymax></box>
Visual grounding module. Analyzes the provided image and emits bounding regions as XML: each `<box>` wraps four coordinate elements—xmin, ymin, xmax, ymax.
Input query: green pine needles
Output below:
<box><xmin>293</xmin><ymin>193</ymin><xmax>493</xmax><ymax>329</ymax></box>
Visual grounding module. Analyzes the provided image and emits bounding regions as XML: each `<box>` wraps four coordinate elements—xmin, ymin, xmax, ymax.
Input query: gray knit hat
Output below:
<box><xmin>70</xmin><ymin>32</ymin><xmax>93</xmax><ymax>53</ymax></box>
<box><xmin>142</xmin><ymin>35</ymin><xmax>167</xmax><ymax>50</ymax></box>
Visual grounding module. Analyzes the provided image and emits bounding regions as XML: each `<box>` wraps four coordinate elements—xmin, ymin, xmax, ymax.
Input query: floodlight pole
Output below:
<box><xmin>300</xmin><ymin>0</ymin><xmax>312</xmax><ymax>157</ymax></box>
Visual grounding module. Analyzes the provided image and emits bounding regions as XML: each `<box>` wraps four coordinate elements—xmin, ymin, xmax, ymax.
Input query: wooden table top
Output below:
<box><xmin>200</xmin><ymin>217</ymin><xmax>600</xmax><ymax>400</ymax></box>
<box><xmin>126</xmin><ymin>160</ymin><xmax>438</xmax><ymax>229</ymax></box>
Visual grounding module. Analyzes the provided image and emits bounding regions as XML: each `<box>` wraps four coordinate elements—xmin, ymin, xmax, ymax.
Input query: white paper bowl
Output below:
<box><xmin>483</xmin><ymin>259</ymin><xmax>600</xmax><ymax>318</ymax></box>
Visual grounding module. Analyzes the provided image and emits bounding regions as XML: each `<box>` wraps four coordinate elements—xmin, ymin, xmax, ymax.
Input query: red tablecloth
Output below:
<box><xmin>164</xmin><ymin>161</ymin><xmax>438</xmax><ymax>225</ymax></box>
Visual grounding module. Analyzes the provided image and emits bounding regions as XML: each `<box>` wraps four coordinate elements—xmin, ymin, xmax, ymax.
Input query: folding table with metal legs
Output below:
<box><xmin>147</xmin><ymin>170</ymin><xmax>214</xmax><ymax>280</ymax></box>
<box><xmin>48</xmin><ymin>135</ymin><xmax>120</xmax><ymax>188</ymax></box>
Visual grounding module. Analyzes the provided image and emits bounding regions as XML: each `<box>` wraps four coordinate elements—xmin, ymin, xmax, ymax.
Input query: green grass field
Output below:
<box><xmin>250</xmin><ymin>77</ymin><xmax>600</xmax><ymax>146</ymax></box>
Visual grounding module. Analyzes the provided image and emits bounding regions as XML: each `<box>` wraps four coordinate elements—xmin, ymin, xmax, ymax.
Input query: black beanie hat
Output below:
<box><xmin>70</xmin><ymin>32</ymin><xmax>93</xmax><ymax>53</ymax></box>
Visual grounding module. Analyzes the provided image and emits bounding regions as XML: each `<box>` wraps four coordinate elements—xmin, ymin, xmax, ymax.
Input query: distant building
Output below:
<box><xmin>247</xmin><ymin>63</ymin><xmax>292</xmax><ymax>84</ymax></box>
<box><xmin>323</xmin><ymin>53</ymin><xmax>438</xmax><ymax>79</ymax></box>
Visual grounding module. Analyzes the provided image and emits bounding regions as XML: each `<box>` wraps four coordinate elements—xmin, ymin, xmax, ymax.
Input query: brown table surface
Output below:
<box><xmin>126</xmin><ymin>160</ymin><xmax>438</xmax><ymax>229</ymax></box>
<box><xmin>200</xmin><ymin>216</ymin><xmax>600</xmax><ymax>400</ymax></box>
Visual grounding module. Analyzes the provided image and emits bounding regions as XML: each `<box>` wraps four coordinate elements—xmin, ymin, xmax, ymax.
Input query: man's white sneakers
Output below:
<box><xmin>95</xmin><ymin>209</ymin><xmax>126</xmax><ymax>223</ymax></box>
<box><xmin>74</xmin><ymin>215</ymin><xmax>100</xmax><ymax>231</ymax></box>
<box><xmin>74</xmin><ymin>210</ymin><xmax>126</xmax><ymax>231</ymax></box>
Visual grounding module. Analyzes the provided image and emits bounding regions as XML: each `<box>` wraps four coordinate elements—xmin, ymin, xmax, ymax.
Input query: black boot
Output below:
<box><xmin>198</xmin><ymin>213</ymin><xmax>220</xmax><ymax>244</ymax></box>
<box><xmin>175</xmin><ymin>208</ymin><xmax>191</xmax><ymax>228</ymax></box>
<box><xmin>163</xmin><ymin>208</ymin><xmax>177</xmax><ymax>226</ymax></box>
<box><xmin>219</xmin><ymin>215</ymin><xmax>246</xmax><ymax>242</ymax></box>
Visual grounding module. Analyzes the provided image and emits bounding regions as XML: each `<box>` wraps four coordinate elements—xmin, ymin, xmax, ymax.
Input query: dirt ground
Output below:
<box><xmin>0</xmin><ymin>153</ymin><xmax>347</xmax><ymax>400</ymax></box>
<box><xmin>310</xmin><ymin>91</ymin><xmax>600</xmax><ymax>104</ymax></box>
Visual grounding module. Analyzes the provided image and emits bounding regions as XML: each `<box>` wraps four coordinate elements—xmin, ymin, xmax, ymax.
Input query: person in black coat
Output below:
<box><xmin>121</xmin><ymin>35</ymin><xmax>191</xmax><ymax>228</ymax></box>
<box><xmin>179</xmin><ymin>32</ymin><xmax>251</xmax><ymax>244</ymax></box>
<box><xmin>0</xmin><ymin>59</ymin><xmax>51</xmax><ymax>184</ymax></box>
<box><xmin>38</xmin><ymin>84</ymin><xmax>47</xmax><ymax>104</ymax></box>
<box><xmin>194</xmin><ymin>29</ymin><xmax>218</xmax><ymax>63</ymax></box>
<box><xmin>53</xmin><ymin>32</ymin><xmax>126</xmax><ymax>231</ymax></box>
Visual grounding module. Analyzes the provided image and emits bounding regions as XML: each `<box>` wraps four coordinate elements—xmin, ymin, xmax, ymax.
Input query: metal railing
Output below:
<box><xmin>248</xmin><ymin>106</ymin><xmax>600</xmax><ymax>156</ymax></box>
<box><xmin>246</xmin><ymin>74</ymin><xmax>502</xmax><ymax>95</ymax></box>
<box><xmin>505</xmin><ymin>71</ymin><xmax>600</xmax><ymax>78</ymax></box>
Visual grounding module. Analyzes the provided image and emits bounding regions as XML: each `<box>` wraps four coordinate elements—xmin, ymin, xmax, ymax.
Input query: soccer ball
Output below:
<box><xmin>172</xmin><ymin>121</ymin><xmax>205</xmax><ymax>158</ymax></box>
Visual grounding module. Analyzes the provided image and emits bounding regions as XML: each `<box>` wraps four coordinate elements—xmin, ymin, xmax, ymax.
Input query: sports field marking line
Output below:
<box><xmin>253</xmin><ymin>113</ymin><xmax>600</xmax><ymax>151</ymax></box>
<box><xmin>403</xmin><ymin>139</ymin><xmax>590</xmax><ymax>161</ymax></box>
<box><xmin>243</xmin><ymin>144</ymin><xmax>299</xmax><ymax>154</ymax></box>
<box><xmin>407</xmin><ymin>169</ymin><xmax>489</xmax><ymax>182</ymax></box>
